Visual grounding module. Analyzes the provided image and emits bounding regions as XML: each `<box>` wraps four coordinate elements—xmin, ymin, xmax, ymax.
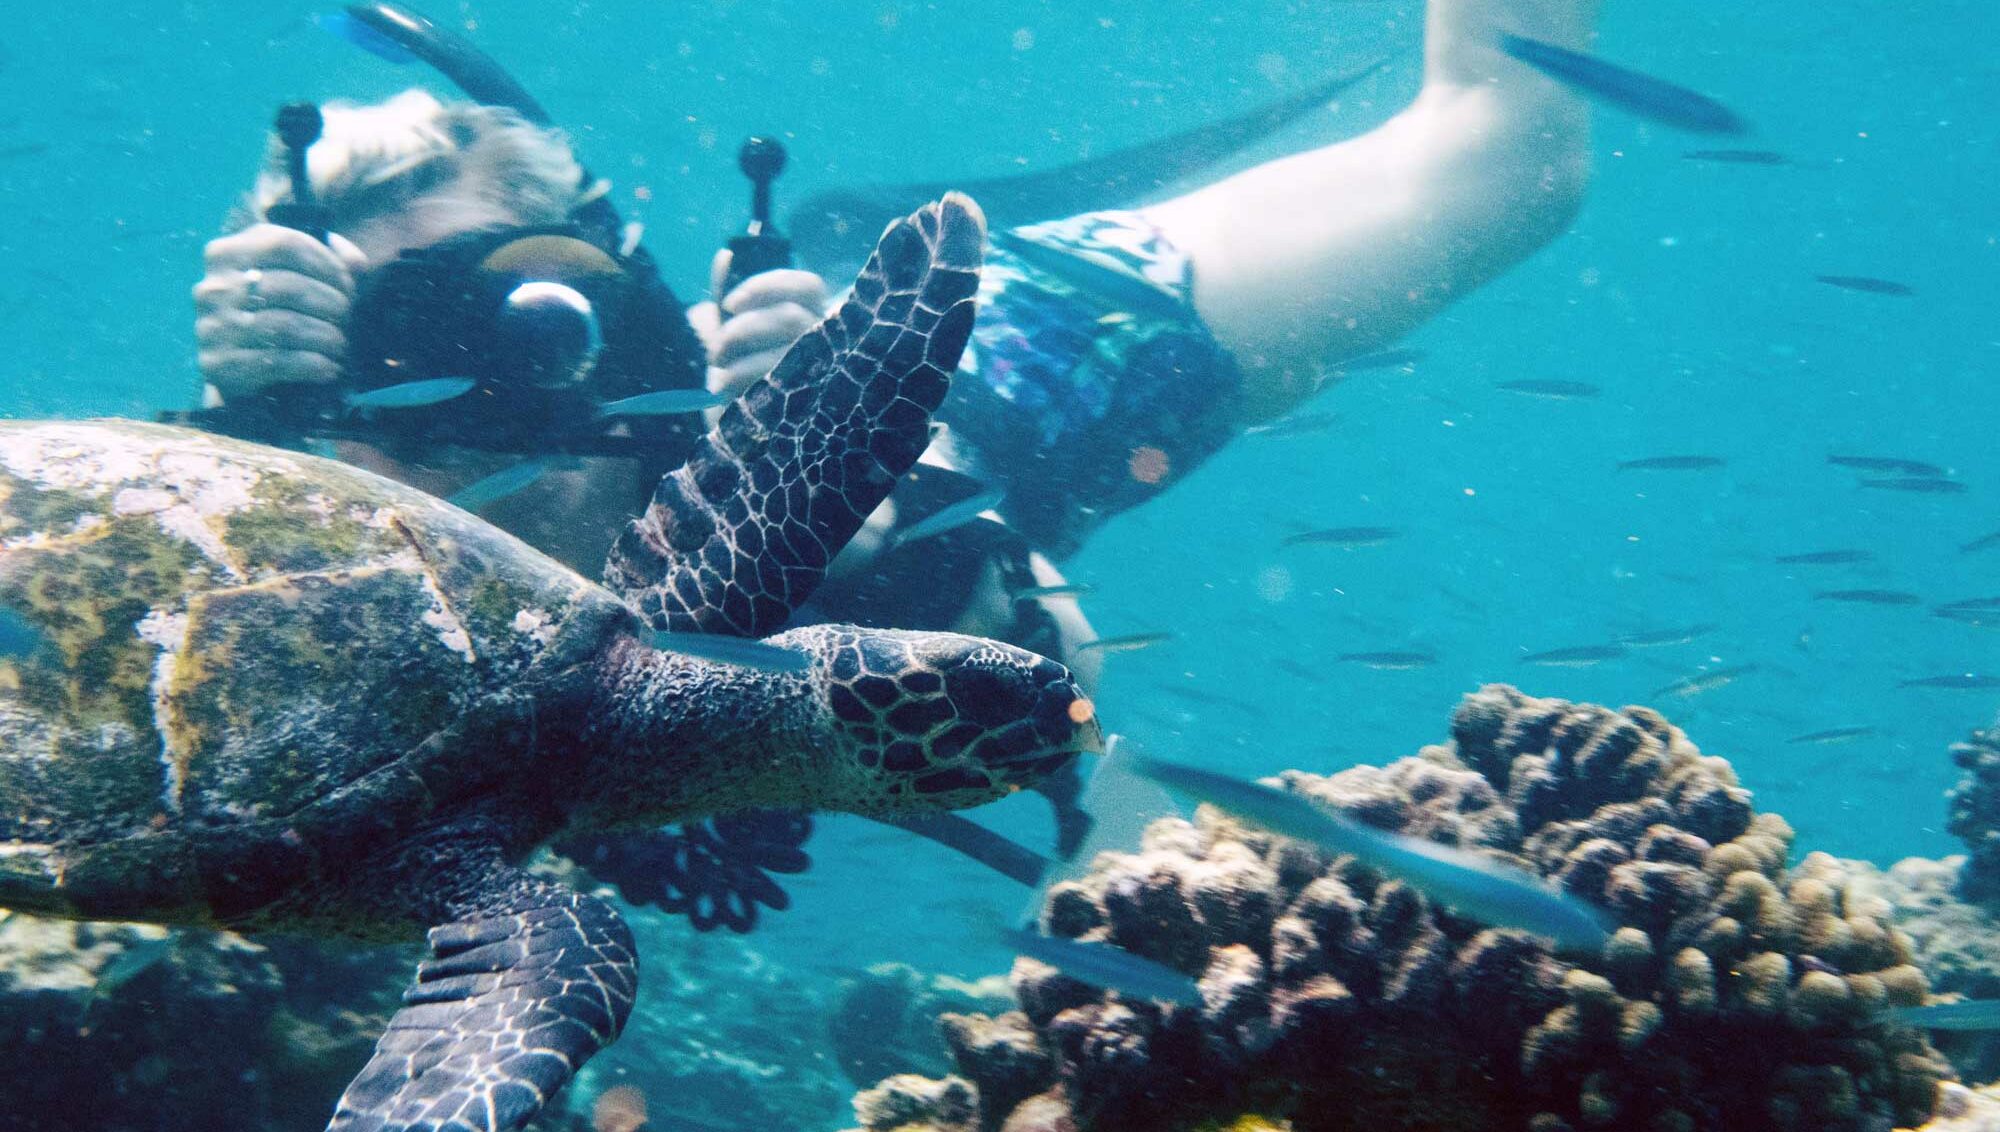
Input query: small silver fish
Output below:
<box><xmin>343</xmin><ymin>377</ymin><xmax>477</xmax><ymax>412</ymax></box>
<box><xmin>1129</xmin><ymin>753</ymin><xmax>1614</xmax><ymax>953</ymax></box>
<box><xmin>1828</xmin><ymin>454</ymin><xmax>1944</xmax><ymax>477</ymax></box>
<box><xmin>1075</xmin><ymin>632</ymin><xmax>1175</xmax><ymax>655</ymax></box>
<box><xmin>1899</xmin><ymin>673</ymin><xmax>2000</xmax><ymax>691</ymax></box>
<box><xmin>1244</xmin><ymin>411</ymin><xmax>1339</xmax><ymax>439</ymax></box>
<box><xmin>1892</xmin><ymin>999</ymin><xmax>2000</xmax><ymax>1031</ymax></box>
<box><xmin>1614</xmin><ymin>623</ymin><xmax>1718</xmax><ymax>648</ymax></box>
<box><xmin>1961</xmin><ymin>530</ymin><xmax>2000</xmax><ymax>555</ymax></box>
<box><xmin>1814</xmin><ymin>589</ymin><xmax>1921</xmax><ymax>606</ymax></box>
<box><xmin>889</xmin><ymin>489</ymin><xmax>1007</xmax><ymax>551</ymax></box>
<box><xmin>1682</xmin><ymin>149</ymin><xmax>1791</xmax><ymax>165</ymax></box>
<box><xmin>1281</xmin><ymin>526</ymin><xmax>1398</xmax><ymax>549</ymax></box>
<box><xmin>1014</xmin><ymin>583</ymin><xmax>1094</xmax><ymax>602</ymax></box>
<box><xmin>650</xmin><ymin>631</ymin><xmax>812</xmax><ymax>674</ymax></box>
<box><xmin>996</xmin><ymin>926</ymin><xmax>1201</xmax><ymax>1006</ymax></box>
<box><xmin>1519</xmin><ymin>644</ymin><xmax>1626</xmax><ymax>667</ymax></box>
<box><xmin>596</xmin><ymin>388</ymin><xmax>734</xmax><ymax>418</ymax></box>
<box><xmin>1784</xmin><ymin>726</ymin><xmax>1876</xmax><ymax>746</ymax></box>
<box><xmin>447</xmin><ymin>458</ymin><xmax>558</xmax><ymax>512</ymax></box>
<box><xmin>80</xmin><ymin>932</ymin><xmax>178</xmax><ymax>1018</ymax></box>
<box><xmin>1774</xmin><ymin>549</ymin><xmax>1873</xmax><ymax>565</ymax></box>
<box><xmin>1860</xmin><ymin>476</ymin><xmax>1966</xmax><ymax>495</ymax></box>
<box><xmin>990</xmin><ymin>232</ymin><xmax>1188</xmax><ymax>323</ymax></box>
<box><xmin>1338</xmin><ymin>650</ymin><xmax>1437</xmax><ymax>670</ymax></box>
<box><xmin>1496</xmin><ymin>379</ymin><xmax>1600</xmax><ymax>400</ymax></box>
<box><xmin>1651</xmin><ymin>664</ymin><xmax>1759</xmax><ymax>699</ymax></box>
<box><xmin>1815</xmin><ymin>275</ymin><xmax>1915</xmax><ymax>297</ymax></box>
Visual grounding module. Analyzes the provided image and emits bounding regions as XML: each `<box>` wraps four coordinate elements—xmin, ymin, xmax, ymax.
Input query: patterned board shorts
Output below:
<box><xmin>940</xmin><ymin>209</ymin><xmax>1243</xmax><ymax>559</ymax></box>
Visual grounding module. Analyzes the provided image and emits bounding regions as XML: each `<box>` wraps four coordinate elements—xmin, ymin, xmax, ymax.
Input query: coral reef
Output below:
<box><xmin>1945</xmin><ymin>714</ymin><xmax>2000</xmax><ymax>903</ymax></box>
<box><xmin>1845</xmin><ymin>856</ymin><xmax>2000</xmax><ymax>1084</ymax></box>
<box><xmin>1902</xmin><ymin>1081</ymin><xmax>2000</xmax><ymax>1132</ymax></box>
<box><xmin>0</xmin><ymin>856</ymin><xmax>887</xmax><ymax>1132</ymax></box>
<box><xmin>843</xmin><ymin>685</ymin><xmax>1951</xmax><ymax>1132</ymax></box>
<box><xmin>0</xmin><ymin>912</ymin><xmax>395</xmax><ymax>1132</ymax></box>
<box><xmin>1854</xmin><ymin>858</ymin><xmax>2000</xmax><ymax>1002</ymax></box>
<box><xmin>1836</xmin><ymin>713</ymin><xmax>2000</xmax><ymax>1084</ymax></box>
<box><xmin>830</xmin><ymin>962</ymin><xmax>1015</xmax><ymax>1086</ymax></box>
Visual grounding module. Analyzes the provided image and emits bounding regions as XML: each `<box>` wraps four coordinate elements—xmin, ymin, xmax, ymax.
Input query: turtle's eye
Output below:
<box><xmin>824</xmin><ymin>630</ymin><xmax>1101</xmax><ymax>807</ymax></box>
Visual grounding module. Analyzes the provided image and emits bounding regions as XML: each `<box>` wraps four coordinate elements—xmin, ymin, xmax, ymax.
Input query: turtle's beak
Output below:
<box><xmin>1042</xmin><ymin>682</ymin><xmax>1103</xmax><ymax>759</ymax></box>
<box><xmin>988</xmin><ymin>660</ymin><xmax>1101</xmax><ymax>780</ymax></box>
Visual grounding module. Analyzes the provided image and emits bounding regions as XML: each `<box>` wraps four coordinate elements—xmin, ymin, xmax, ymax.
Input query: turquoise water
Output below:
<box><xmin>1</xmin><ymin>1</ymin><xmax>1996</xmax><ymax>1127</ymax></box>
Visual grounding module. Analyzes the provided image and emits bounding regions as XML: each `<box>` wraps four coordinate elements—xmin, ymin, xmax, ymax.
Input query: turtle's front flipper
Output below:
<box><xmin>555</xmin><ymin>809</ymin><xmax>813</xmax><ymax>933</ymax></box>
<box><xmin>606</xmin><ymin>193</ymin><xmax>987</xmax><ymax>637</ymax></box>
<box><xmin>329</xmin><ymin>862</ymin><xmax>637</xmax><ymax>1132</ymax></box>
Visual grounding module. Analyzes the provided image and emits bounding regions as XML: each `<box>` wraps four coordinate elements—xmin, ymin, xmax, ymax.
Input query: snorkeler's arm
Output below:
<box><xmin>194</xmin><ymin>223</ymin><xmax>368</xmax><ymax>402</ymax></box>
<box><xmin>1141</xmin><ymin>0</ymin><xmax>1600</xmax><ymax>421</ymax></box>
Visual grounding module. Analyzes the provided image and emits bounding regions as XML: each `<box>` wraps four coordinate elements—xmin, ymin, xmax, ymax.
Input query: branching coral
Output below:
<box><xmin>845</xmin><ymin>685</ymin><xmax>1951</xmax><ymax>1132</ymax></box>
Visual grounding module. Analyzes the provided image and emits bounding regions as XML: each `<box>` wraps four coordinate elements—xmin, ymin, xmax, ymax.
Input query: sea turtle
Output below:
<box><xmin>0</xmin><ymin>194</ymin><xmax>1100</xmax><ymax>1131</ymax></box>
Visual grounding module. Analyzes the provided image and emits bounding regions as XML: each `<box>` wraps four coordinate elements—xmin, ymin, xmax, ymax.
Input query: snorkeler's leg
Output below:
<box><xmin>1141</xmin><ymin>0</ymin><xmax>1601</xmax><ymax>420</ymax></box>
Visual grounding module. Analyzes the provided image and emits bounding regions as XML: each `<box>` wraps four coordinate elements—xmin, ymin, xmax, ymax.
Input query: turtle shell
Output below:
<box><xmin>0</xmin><ymin>421</ymin><xmax>634</xmax><ymax>924</ymax></box>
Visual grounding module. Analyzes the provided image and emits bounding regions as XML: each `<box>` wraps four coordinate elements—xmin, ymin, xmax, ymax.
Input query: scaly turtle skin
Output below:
<box><xmin>0</xmin><ymin>195</ymin><xmax>1100</xmax><ymax>1132</ymax></box>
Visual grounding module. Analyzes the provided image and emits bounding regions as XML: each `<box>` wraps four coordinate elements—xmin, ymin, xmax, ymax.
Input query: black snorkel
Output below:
<box><xmin>340</xmin><ymin>3</ymin><xmax>626</xmax><ymax>252</ymax></box>
<box><xmin>341</xmin><ymin>3</ymin><xmax>550</xmax><ymax>123</ymax></box>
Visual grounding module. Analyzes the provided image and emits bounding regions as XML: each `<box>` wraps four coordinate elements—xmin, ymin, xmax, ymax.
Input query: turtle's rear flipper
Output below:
<box><xmin>329</xmin><ymin>867</ymin><xmax>637</xmax><ymax>1132</ymax></box>
<box><xmin>606</xmin><ymin>193</ymin><xmax>987</xmax><ymax>637</ymax></box>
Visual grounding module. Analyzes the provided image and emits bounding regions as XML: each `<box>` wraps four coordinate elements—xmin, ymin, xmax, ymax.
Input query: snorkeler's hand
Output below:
<box><xmin>688</xmin><ymin>248</ymin><xmax>830</xmax><ymax>398</ymax></box>
<box><xmin>194</xmin><ymin>223</ymin><xmax>368</xmax><ymax>403</ymax></box>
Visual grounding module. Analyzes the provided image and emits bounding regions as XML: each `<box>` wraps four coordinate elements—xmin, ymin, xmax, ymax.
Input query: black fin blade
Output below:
<box><xmin>553</xmin><ymin>811</ymin><xmax>814</xmax><ymax>934</ymax></box>
<box><xmin>605</xmin><ymin>193</ymin><xmax>988</xmax><ymax>637</ymax></box>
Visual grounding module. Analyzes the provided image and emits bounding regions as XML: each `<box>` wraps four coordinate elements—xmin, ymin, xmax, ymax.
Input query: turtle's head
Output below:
<box><xmin>787</xmin><ymin>625</ymin><xmax>1102</xmax><ymax>814</ymax></box>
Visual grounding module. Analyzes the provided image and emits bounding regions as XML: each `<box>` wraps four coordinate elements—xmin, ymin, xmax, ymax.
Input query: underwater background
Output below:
<box><xmin>0</xmin><ymin>1</ymin><xmax>1995</xmax><ymax>1129</ymax></box>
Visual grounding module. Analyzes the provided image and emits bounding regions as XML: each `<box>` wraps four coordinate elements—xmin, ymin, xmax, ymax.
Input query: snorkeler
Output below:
<box><xmin>712</xmin><ymin>0</ymin><xmax>1604</xmax><ymax>662</ymax></box>
<box><xmin>190</xmin><ymin>87</ymin><xmax>821</xmax><ymax>574</ymax></box>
